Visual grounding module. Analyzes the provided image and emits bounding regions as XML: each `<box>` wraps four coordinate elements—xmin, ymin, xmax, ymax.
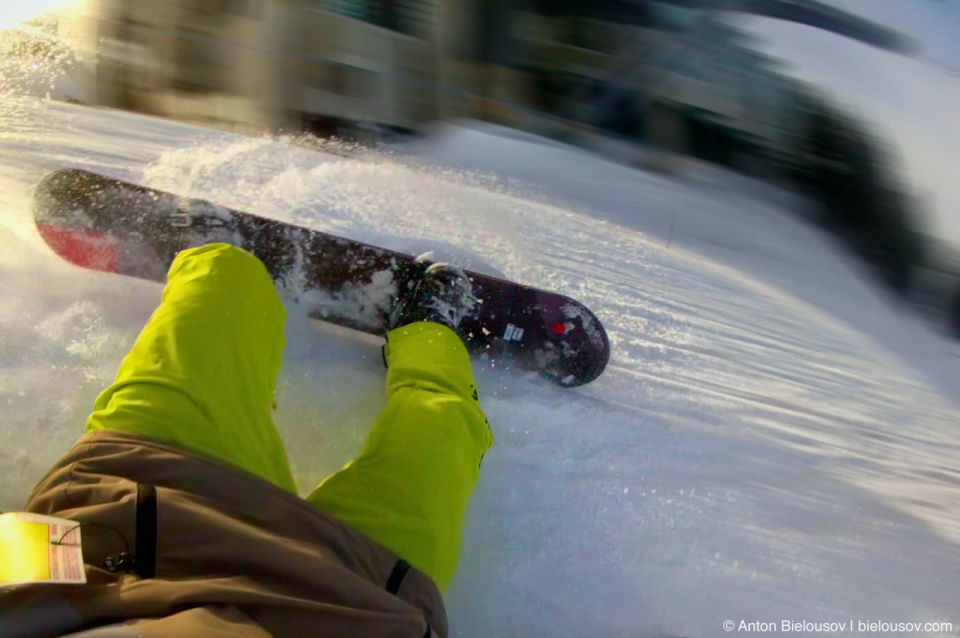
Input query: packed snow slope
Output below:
<box><xmin>2</xmin><ymin>99</ymin><xmax>959</xmax><ymax>637</ymax></box>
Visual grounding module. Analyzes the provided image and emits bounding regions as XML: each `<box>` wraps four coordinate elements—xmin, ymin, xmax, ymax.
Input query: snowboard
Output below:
<box><xmin>32</xmin><ymin>168</ymin><xmax>610</xmax><ymax>387</ymax></box>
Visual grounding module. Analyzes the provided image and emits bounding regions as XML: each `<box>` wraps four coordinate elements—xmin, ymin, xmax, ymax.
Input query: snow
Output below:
<box><xmin>2</xmin><ymin>95</ymin><xmax>960</xmax><ymax>637</ymax></box>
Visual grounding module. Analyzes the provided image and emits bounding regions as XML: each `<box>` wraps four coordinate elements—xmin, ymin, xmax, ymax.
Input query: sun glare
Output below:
<box><xmin>0</xmin><ymin>1</ymin><xmax>78</xmax><ymax>30</ymax></box>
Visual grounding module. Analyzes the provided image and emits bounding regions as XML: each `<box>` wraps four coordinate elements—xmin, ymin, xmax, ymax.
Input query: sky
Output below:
<box><xmin>734</xmin><ymin>0</ymin><xmax>960</xmax><ymax>250</ymax></box>
<box><xmin>830</xmin><ymin>0</ymin><xmax>960</xmax><ymax>70</ymax></box>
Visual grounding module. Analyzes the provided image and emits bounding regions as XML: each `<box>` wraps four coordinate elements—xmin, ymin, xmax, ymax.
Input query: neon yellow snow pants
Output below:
<box><xmin>86</xmin><ymin>243</ymin><xmax>493</xmax><ymax>591</ymax></box>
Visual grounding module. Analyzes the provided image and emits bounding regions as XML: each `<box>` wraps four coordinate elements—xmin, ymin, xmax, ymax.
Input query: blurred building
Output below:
<box><xmin>59</xmin><ymin>0</ymin><xmax>442</xmax><ymax>137</ymax></box>
<box><xmin>56</xmin><ymin>0</ymin><xmax>907</xmax><ymax>162</ymax></box>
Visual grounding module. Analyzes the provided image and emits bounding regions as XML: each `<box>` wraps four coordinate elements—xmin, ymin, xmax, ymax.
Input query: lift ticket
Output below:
<box><xmin>0</xmin><ymin>512</ymin><xmax>86</xmax><ymax>587</ymax></box>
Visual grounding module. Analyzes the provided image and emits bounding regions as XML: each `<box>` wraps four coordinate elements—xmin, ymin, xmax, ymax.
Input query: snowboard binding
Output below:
<box><xmin>388</xmin><ymin>254</ymin><xmax>480</xmax><ymax>333</ymax></box>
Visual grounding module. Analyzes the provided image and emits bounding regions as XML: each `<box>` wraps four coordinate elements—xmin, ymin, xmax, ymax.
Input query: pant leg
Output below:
<box><xmin>305</xmin><ymin>322</ymin><xmax>494</xmax><ymax>592</ymax></box>
<box><xmin>86</xmin><ymin>243</ymin><xmax>296</xmax><ymax>493</ymax></box>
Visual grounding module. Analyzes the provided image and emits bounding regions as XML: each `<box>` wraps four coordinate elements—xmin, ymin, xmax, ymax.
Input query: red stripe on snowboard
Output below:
<box><xmin>37</xmin><ymin>224</ymin><xmax>118</xmax><ymax>273</ymax></box>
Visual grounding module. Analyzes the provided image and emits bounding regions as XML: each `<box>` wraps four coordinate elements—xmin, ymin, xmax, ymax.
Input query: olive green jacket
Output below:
<box><xmin>0</xmin><ymin>430</ymin><xmax>446</xmax><ymax>638</ymax></box>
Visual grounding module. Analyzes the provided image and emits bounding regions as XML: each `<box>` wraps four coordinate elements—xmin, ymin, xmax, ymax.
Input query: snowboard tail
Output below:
<box><xmin>33</xmin><ymin>168</ymin><xmax>610</xmax><ymax>387</ymax></box>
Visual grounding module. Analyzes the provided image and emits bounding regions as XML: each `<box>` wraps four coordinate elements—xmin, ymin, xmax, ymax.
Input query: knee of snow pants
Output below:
<box><xmin>86</xmin><ymin>242</ymin><xmax>493</xmax><ymax>590</ymax></box>
<box><xmin>306</xmin><ymin>322</ymin><xmax>495</xmax><ymax>592</ymax></box>
<box><xmin>85</xmin><ymin>243</ymin><xmax>297</xmax><ymax>493</ymax></box>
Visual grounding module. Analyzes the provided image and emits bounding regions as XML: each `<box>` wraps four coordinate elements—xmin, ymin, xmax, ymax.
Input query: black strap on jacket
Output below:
<box><xmin>135</xmin><ymin>483</ymin><xmax>158</xmax><ymax>579</ymax></box>
<box><xmin>385</xmin><ymin>559</ymin><xmax>411</xmax><ymax>595</ymax></box>
<box><xmin>386</xmin><ymin>559</ymin><xmax>432</xmax><ymax>636</ymax></box>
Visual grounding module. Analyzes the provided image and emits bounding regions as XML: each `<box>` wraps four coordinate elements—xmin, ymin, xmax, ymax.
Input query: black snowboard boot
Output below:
<box><xmin>388</xmin><ymin>258</ymin><xmax>479</xmax><ymax>332</ymax></box>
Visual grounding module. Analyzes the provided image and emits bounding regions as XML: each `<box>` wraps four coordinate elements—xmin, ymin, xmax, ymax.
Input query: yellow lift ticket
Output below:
<box><xmin>0</xmin><ymin>512</ymin><xmax>87</xmax><ymax>587</ymax></box>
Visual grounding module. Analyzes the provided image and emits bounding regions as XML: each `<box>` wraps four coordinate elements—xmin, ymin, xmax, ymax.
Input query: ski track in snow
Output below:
<box><xmin>2</xmin><ymin>98</ymin><xmax>960</xmax><ymax>637</ymax></box>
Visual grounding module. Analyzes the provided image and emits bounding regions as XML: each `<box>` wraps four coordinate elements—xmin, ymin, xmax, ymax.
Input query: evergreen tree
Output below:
<box><xmin>789</xmin><ymin>89</ymin><xmax>927</xmax><ymax>296</ymax></box>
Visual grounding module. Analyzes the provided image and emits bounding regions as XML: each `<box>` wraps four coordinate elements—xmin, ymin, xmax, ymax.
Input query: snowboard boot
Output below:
<box><xmin>388</xmin><ymin>257</ymin><xmax>479</xmax><ymax>333</ymax></box>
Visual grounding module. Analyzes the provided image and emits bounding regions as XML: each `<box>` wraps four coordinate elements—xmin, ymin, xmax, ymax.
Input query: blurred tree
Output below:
<box><xmin>952</xmin><ymin>285</ymin><xmax>960</xmax><ymax>338</ymax></box>
<box><xmin>790</xmin><ymin>89</ymin><xmax>927</xmax><ymax>295</ymax></box>
<box><xmin>525</xmin><ymin>0</ymin><xmax>652</xmax><ymax>25</ymax></box>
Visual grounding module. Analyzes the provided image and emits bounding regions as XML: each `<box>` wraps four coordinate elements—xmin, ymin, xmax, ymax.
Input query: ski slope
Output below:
<box><xmin>2</xmin><ymin>97</ymin><xmax>959</xmax><ymax>637</ymax></box>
